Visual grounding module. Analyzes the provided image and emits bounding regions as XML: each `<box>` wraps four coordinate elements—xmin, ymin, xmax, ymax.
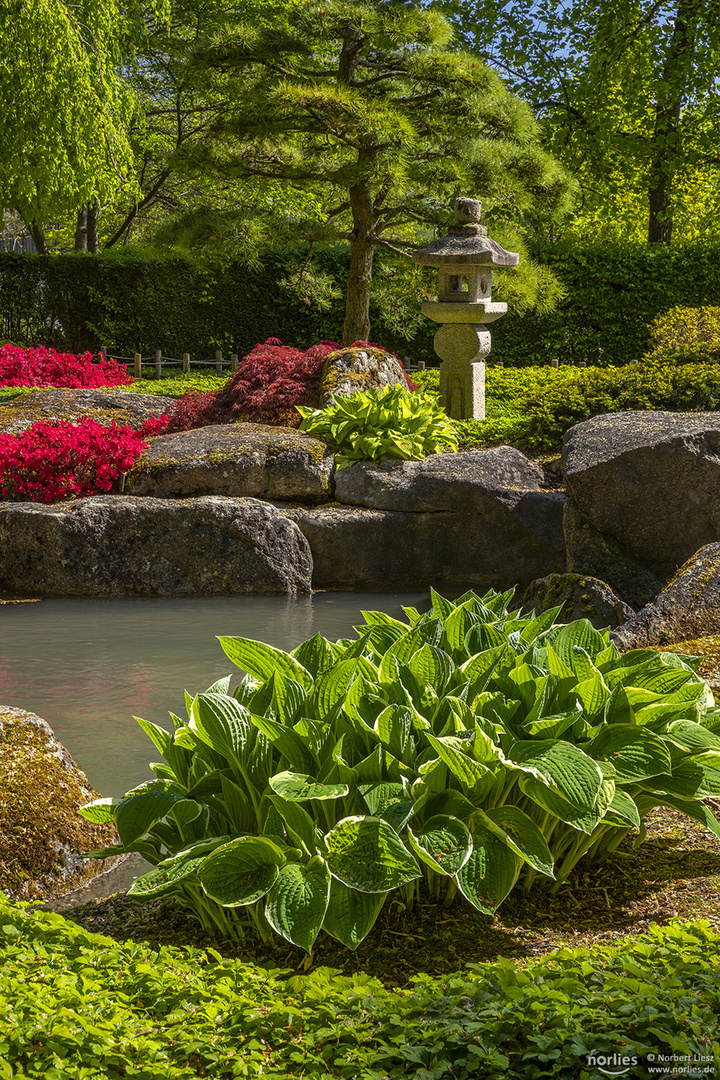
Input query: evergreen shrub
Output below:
<box><xmin>642</xmin><ymin>305</ymin><xmax>720</xmax><ymax>364</ymax></box>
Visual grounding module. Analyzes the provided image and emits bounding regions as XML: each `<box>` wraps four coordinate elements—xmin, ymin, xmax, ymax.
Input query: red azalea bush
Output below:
<box><xmin>0</xmin><ymin>344</ymin><xmax>132</xmax><ymax>388</ymax></box>
<box><xmin>0</xmin><ymin>416</ymin><xmax>168</xmax><ymax>502</ymax></box>
<box><xmin>166</xmin><ymin>338</ymin><xmax>416</xmax><ymax>433</ymax></box>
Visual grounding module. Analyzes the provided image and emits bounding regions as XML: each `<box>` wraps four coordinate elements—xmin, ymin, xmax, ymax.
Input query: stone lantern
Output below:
<box><xmin>412</xmin><ymin>198</ymin><xmax>519</xmax><ymax>420</ymax></box>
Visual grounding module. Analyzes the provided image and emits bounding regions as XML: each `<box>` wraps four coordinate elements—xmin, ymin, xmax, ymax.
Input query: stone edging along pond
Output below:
<box><xmin>3</xmin><ymin>401</ymin><xmax>720</xmax><ymax>604</ymax></box>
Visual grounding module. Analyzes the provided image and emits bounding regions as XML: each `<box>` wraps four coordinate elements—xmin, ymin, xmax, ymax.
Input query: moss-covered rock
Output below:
<box><xmin>612</xmin><ymin>542</ymin><xmax>720</xmax><ymax>650</ymax></box>
<box><xmin>0</xmin><ymin>389</ymin><xmax>170</xmax><ymax>434</ymax></box>
<box><xmin>126</xmin><ymin>423</ymin><xmax>334</xmax><ymax>502</ymax></box>
<box><xmin>318</xmin><ymin>346</ymin><xmax>410</xmax><ymax>406</ymax></box>
<box><xmin>519</xmin><ymin>572</ymin><xmax>635</xmax><ymax>628</ymax></box>
<box><xmin>0</xmin><ymin>706</ymin><xmax>116</xmax><ymax>900</ymax></box>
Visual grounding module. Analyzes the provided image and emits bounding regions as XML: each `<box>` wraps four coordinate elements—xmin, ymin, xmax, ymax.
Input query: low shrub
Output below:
<box><xmin>297</xmin><ymin>384</ymin><xmax>458</xmax><ymax>468</ymax></box>
<box><xmin>520</xmin><ymin>361</ymin><xmax>720</xmax><ymax>451</ymax></box>
<box><xmin>0</xmin><ymin>343</ymin><xmax>132</xmax><ymax>388</ymax></box>
<box><xmin>82</xmin><ymin>588</ymin><xmax>720</xmax><ymax>952</ymax></box>
<box><xmin>1</xmin><ymin>897</ymin><xmax>718</xmax><ymax>1079</ymax></box>
<box><xmin>643</xmin><ymin>305</ymin><xmax>720</xmax><ymax>365</ymax></box>
<box><xmin>0</xmin><ymin>416</ymin><xmax>168</xmax><ymax>502</ymax></box>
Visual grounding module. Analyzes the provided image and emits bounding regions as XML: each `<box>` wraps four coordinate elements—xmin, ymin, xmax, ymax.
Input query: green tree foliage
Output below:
<box><xmin>0</xmin><ymin>0</ymin><xmax>167</xmax><ymax>252</ymax></box>
<box><xmin>437</xmin><ymin>0</ymin><xmax>720</xmax><ymax>244</ymax></box>
<box><xmin>182</xmin><ymin>0</ymin><xmax>573</xmax><ymax>343</ymax></box>
<box><xmin>99</xmin><ymin>0</ymin><xmax>322</xmax><ymax>255</ymax></box>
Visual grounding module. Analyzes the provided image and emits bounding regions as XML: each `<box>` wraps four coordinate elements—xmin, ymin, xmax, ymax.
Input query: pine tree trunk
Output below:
<box><xmin>74</xmin><ymin>203</ymin><xmax>88</xmax><ymax>251</ymax></box>
<box><xmin>342</xmin><ymin>173</ymin><xmax>376</xmax><ymax>345</ymax></box>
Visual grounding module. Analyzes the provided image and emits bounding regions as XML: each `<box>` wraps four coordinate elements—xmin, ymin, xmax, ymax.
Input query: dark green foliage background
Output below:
<box><xmin>4</xmin><ymin>242</ymin><xmax>720</xmax><ymax>366</ymax></box>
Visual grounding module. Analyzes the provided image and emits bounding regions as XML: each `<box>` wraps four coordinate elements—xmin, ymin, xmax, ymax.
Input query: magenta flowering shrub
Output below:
<box><xmin>0</xmin><ymin>344</ymin><xmax>132</xmax><ymax>388</ymax></box>
<box><xmin>0</xmin><ymin>416</ymin><xmax>168</xmax><ymax>502</ymax></box>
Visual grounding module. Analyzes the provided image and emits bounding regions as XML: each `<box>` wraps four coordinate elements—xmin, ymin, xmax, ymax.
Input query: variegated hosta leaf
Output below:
<box><xmin>585</xmin><ymin>724</ymin><xmax>672</xmax><ymax>782</ymax></box>
<box><xmin>324</xmin><ymin>816</ymin><xmax>421</xmax><ymax>892</ymax></box>
<box><xmin>189</xmin><ymin>693</ymin><xmax>252</xmax><ymax>765</ymax></box>
<box><xmin>358</xmin><ymin>781</ymin><xmax>414</xmax><ymax>832</ymax></box>
<box><xmin>78</xmin><ymin>797</ymin><xmax>117</xmax><ymax>824</ymax></box>
<box><xmin>457</xmin><ymin>824</ymin><xmax>520</xmax><ymax>914</ymax></box>
<box><xmin>507</xmin><ymin>739</ymin><xmax>604</xmax><ymax>813</ymax></box>
<box><xmin>198</xmin><ymin>836</ymin><xmax>286</xmax><ymax>906</ymax></box>
<box><xmin>605</xmin><ymin>790</ymin><xmax>641</xmax><ymax>830</ymax></box>
<box><xmin>115</xmin><ymin>789</ymin><xmax>186</xmax><ymax>846</ymax></box>
<box><xmin>321</xmin><ymin>878</ymin><xmax>386</xmax><ymax>950</ymax></box>
<box><xmin>406</xmin><ymin>814</ymin><xmax>472</xmax><ymax>877</ymax></box>
<box><xmin>265</xmin><ymin>856</ymin><xmax>331</xmax><ymax>953</ymax></box>
<box><xmin>478</xmin><ymin>806</ymin><xmax>555</xmax><ymax>879</ymax></box>
<box><xmin>518</xmin><ymin>774</ymin><xmax>602</xmax><ymax>835</ymax></box>
<box><xmin>269</xmin><ymin>770</ymin><xmax>349</xmax><ymax>801</ymax></box>
<box><xmin>425</xmin><ymin>732</ymin><xmax>493</xmax><ymax>792</ymax></box>
<box><xmin>127</xmin><ymin>857</ymin><xmax>205</xmax><ymax>898</ymax></box>
<box><xmin>218</xmin><ymin>635</ymin><xmax>313</xmax><ymax>690</ymax></box>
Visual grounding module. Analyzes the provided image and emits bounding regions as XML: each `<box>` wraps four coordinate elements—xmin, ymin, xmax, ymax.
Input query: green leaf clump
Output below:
<box><xmin>82</xmin><ymin>588</ymin><xmax>720</xmax><ymax>951</ymax></box>
<box><xmin>297</xmin><ymin>384</ymin><xmax>458</xmax><ymax>469</ymax></box>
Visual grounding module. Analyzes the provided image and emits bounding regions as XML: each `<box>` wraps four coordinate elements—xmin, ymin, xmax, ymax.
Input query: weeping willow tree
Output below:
<box><xmin>185</xmin><ymin>0</ymin><xmax>574</xmax><ymax>344</ymax></box>
<box><xmin>0</xmin><ymin>0</ymin><xmax>167</xmax><ymax>252</ymax></box>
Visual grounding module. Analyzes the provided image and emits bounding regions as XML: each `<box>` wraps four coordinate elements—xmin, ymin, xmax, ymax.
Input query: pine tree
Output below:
<box><xmin>186</xmin><ymin>0</ymin><xmax>573</xmax><ymax>343</ymax></box>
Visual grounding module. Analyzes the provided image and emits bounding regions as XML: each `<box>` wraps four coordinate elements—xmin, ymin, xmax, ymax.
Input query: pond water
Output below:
<box><xmin>0</xmin><ymin>591</ymin><xmax>437</xmax><ymax>799</ymax></box>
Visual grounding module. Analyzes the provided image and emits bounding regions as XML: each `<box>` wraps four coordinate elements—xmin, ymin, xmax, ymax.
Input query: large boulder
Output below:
<box><xmin>318</xmin><ymin>345</ymin><xmax>410</xmax><ymax>405</ymax></box>
<box><xmin>563</xmin><ymin>411</ymin><xmax>720</xmax><ymax>579</ymax></box>
<box><xmin>0</xmin><ymin>495</ymin><xmax>312</xmax><ymax>596</ymax></box>
<box><xmin>563</xmin><ymin>501</ymin><xmax>663</xmax><ymax>610</ymax></box>
<box><xmin>0</xmin><ymin>388</ymin><xmax>170</xmax><ymax>434</ymax></box>
<box><xmin>126</xmin><ymin>423</ymin><xmax>334</xmax><ymax>502</ymax></box>
<box><xmin>285</xmin><ymin>491</ymin><xmax>566</xmax><ymax>589</ymax></box>
<box><xmin>0</xmin><ymin>706</ymin><xmax>116</xmax><ymax>900</ymax></box>
<box><xmin>519</xmin><ymin>572</ymin><xmax>635</xmax><ymax>629</ymax></box>
<box><xmin>334</xmin><ymin>448</ymin><xmax>545</xmax><ymax>512</ymax></box>
<box><xmin>611</xmin><ymin>543</ymin><xmax>720</xmax><ymax>650</ymax></box>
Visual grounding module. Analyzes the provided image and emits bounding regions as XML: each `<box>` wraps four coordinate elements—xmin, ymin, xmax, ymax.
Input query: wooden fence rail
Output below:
<box><xmin>98</xmin><ymin>348</ymin><xmax>239</xmax><ymax>379</ymax></box>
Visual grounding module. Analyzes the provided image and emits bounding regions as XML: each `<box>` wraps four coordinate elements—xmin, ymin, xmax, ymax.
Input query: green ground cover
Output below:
<box><xmin>2</xmin><ymin>897</ymin><xmax>718</xmax><ymax>1080</ymax></box>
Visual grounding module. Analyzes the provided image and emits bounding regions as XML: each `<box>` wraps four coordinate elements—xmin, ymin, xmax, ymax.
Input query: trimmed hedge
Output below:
<box><xmin>1</xmin><ymin>898</ymin><xmax>718</xmax><ymax>1079</ymax></box>
<box><xmin>0</xmin><ymin>247</ymin><xmax>433</xmax><ymax>364</ymax></box>
<box><xmin>5</xmin><ymin>242</ymin><xmax>720</xmax><ymax>368</ymax></box>
<box><xmin>493</xmin><ymin>241</ymin><xmax>720</xmax><ymax>367</ymax></box>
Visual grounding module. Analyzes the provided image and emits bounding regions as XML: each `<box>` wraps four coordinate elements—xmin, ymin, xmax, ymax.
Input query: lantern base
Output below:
<box><xmin>440</xmin><ymin>359</ymin><xmax>485</xmax><ymax>420</ymax></box>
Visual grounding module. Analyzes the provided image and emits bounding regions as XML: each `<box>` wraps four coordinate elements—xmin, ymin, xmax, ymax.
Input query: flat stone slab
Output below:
<box><xmin>0</xmin><ymin>495</ymin><xmax>312</xmax><ymax>596</ymax></box>
<box><xmin>285</xmin><ymin>491</ymin><xmax>566</xmax><ymax>589</ymax></box>
<box><xmin>126</xmin><ymin>423</ymin><xmax>334</xmax><ymax>502</ymax></box>
<box><xmin>334</xmin><ymin>448</ymin><xmax>545</xmax><ymax>512</ymax></box>
<box><xmin>612</xmin><ymin>542</ymin><xmax>720</xmax><ymax>650</ymax></box>
<box><xmin>0</xmin><ymin>388</ymin><xmax>170</xmax><ymax>433</ymax></box>
<box><xmin>563</xmin><ymin>411</ymin><xmax>720</xmax><ymax>577</ymax></box>
<box><xmin>0</xmin><ymin>706</ymin><xmax>116</xmax><ymax>900</ymax></box>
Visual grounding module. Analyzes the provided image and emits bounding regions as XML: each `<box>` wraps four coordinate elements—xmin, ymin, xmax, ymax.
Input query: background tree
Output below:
<box><xmin>436</xmin><ymin>0</ymin><xmax>720</xmax><ymax>244</ymax></box>
<box><xmin>182</xmin><ymin>0</ymin><xmax>573</xmax><ymax>343</ymax></box>
<box><xmin>0</xmin><ymin>0</ymin><xmax>170</xmax><ymax>253</ymax></box>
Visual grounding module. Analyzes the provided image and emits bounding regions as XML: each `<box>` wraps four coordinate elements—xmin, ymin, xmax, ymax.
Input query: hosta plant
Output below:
<box><xmin>297</xmin><ymin>384</ymin><xmax>458</xmax><ymax>469</ymax></box>
<box><xmin>81</xmin><ymin>588</ymin><xmax>720</xmax><ymax>952</ymax></box>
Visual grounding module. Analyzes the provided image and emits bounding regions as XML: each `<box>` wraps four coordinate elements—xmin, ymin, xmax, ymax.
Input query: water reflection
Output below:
<box><xmin>0</xmin><ymin>592</ymin><xmax>429</xmax><ymax>797</ymax></box>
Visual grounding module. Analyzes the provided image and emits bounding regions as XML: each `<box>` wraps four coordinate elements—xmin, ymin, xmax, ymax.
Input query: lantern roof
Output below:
<box><xmin>412</xmin><ymin>198</ymin><xmax>520</xmax><ymax>268</ymax></box>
